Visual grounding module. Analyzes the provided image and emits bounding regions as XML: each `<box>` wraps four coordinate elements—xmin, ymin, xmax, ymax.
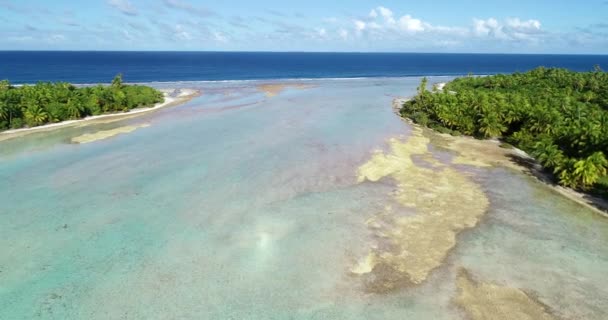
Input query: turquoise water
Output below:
<box><xmin>1</xmin><ymin>78</ymin><xmax>607</xmax><ymax>319</ymax></box>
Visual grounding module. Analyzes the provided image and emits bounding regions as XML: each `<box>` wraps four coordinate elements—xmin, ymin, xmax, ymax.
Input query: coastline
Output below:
<box><xmin>0</xmin><ymin>88</ymin><xmax>200</xmax><ymax>142</ymax></box>
<box><xmin>392</xmin><ymin>97</ymin><xmax>608</xmax><ymax>218</ymax></box>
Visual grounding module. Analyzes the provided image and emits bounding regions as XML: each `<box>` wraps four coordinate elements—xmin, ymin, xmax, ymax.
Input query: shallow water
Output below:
<box><xmin>1</xmin><ymin>78</ymin><xmax>606</xmax><ymax>319</ymax></box>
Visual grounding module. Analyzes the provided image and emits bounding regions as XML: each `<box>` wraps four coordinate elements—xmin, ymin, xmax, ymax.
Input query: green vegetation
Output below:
<box><xmin>0</xmin><ymin>74</ymin><xmax>164</xmax><ymax>131</ymax></box>
<box><xmin>401</xmin><ymin>67</ymin><xmax>608</xmax><ymax>195</ymax></box>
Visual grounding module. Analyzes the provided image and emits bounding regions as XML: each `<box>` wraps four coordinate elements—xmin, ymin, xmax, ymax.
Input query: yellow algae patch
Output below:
<box><xmin>429</xmin><ymin>132</ymin><xmax>524</xmax><ymax>170</ymax></box>
<box><xmin>257</xmin><ymin>83</ymin><xmax>314</xmax><ymax>98</ymax></box>
<box><xmin>355</xmin><ymin>128</ymin><xmax>489</xmax><ymax>292</ymax></box>
<box><xmin>357</xmin><ymin>128</ymin><xmax>428</xmax><ymax>182</ymax></box>
<box><xmin>71</xmin><ymin>124</ymin><xmax>150</xmax><ymax>144</ymax></box>
<box><xmin>455</xmin><ymin>269</ymin><xmax>555</xmax><ymax>320</ymax></box>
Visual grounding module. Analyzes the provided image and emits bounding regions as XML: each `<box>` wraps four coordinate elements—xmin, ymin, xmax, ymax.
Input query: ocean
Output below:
<box><xmin>2</xmin><ymin>51</ymin><xmax>608</xmax><ymax>84</ymax></box>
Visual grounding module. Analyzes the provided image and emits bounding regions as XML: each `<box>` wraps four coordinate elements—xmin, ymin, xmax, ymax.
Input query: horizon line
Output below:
<box><xmin>0</xmin><ymin>50</ymin><xmax>607</xmax><ymax>56</ymax></box>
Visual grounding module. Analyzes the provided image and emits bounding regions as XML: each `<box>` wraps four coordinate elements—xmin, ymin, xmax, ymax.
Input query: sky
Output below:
<box><xmin>0</xmin><ymin>0</ymin><xmax>607</xmax><ymax>53</ymax></box>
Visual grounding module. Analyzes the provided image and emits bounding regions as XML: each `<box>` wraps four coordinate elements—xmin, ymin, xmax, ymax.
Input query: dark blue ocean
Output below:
<box><xmin>2</xmin><ymin>51</ymin><xmax>608</xmax><ymax>84</ymax></box>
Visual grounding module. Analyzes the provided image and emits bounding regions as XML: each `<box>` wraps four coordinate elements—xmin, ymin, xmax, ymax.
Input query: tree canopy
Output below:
<box><xmin>400</xmin><ymin>67</ymin><xmax>608</xmax><ymax>195</ymax></box>
<box><xmin>0</xmin><ymin>74</ymin><xmax>164</xmax><ymax>131</ymax></box>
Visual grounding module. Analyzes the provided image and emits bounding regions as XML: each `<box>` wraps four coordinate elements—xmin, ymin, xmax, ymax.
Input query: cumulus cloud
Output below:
<box><xmin>354</xmin><ymin>20</ymin><xmax>366</xmax><ymax>34</ymax></box>
<box><xmin>369</xmin><ymin>9</ymin><xmax>378</xmax><ymax>19</ymax></box>
<box><xmin>359</xmin><ymin>6</ymin><xmax>429</xmax><ymax>34</ymax></box>
<box><xmin>377</xmin><ymin>7</ymin><xmax>396</xmax><ymax>24</ymax></box>
<box><xmin>474</xmin><ymin>17</ymin><xmax>543</xmax><ymax>41</ymax></box>
<box><xmin>474</xmin><ymin>18</ymin><xmax>503</xmax><ymax>37</ymax></box>
<box><xmin>107</xmin><ymin>0</ymin><xmax>137</xmax><ymax>16</ymax></box>
<box><xmin>340</xmin><ymin>6</ymin><xmax>549</xmax><ymax>51</ymax></box>
<box><xmin>399</xmin><ymin>15</ymin><xmax>424</xmax><ymax>32</ymax></box>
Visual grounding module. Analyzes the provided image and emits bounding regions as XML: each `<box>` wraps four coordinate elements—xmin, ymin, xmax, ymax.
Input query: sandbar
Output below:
<box><xmin>71</xmin><ymin>124</ymin><xmax>150</xmax><ymax>144</ymax></box>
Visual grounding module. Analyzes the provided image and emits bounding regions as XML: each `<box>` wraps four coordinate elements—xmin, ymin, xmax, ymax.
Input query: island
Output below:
<box><xmin>400</xmin><ymin>67</ymin><xmax>608</xmax><ymax>200</ymax></box>
<box><xmin>0</xmin><ymin>74</ymin><xmax>164</xmax><ymax>131</ymax></box>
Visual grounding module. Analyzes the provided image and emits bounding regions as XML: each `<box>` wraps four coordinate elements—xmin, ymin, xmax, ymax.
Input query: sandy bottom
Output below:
<box><xmin>455</xmin><ymin>269</ymin><xmax>555</xmax><ymax>320</ymax></box>
<box><xmin>71</xmin><ymin>124</ymin><xmax>150</xmax><ymax>144</ymax></box>
<box><xmin>257</xmin><ymin>83</ymin><xmax>315</xmax><ymax>97</ymax></box>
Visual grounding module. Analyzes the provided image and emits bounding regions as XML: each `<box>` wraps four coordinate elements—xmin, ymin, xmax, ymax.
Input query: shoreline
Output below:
<box><xmin>392</xmin><ymin>97</ymin><xmax>608</xmax><ymax>218</ymax></box>
<box><xmin>0</xmin><ymin>88</ymin><xmax>200</xmax><ymax>142</ymax></box>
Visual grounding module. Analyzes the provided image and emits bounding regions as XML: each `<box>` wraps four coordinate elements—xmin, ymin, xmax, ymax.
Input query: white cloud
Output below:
<box><xmin>399</xmin><ymin>15</ymin><xmax>424</xmax><ymax>32</ymax></box>
<box><xmin>354</xmin><ymin>20</ymin><xmax>366</xmax><ymax>33</ymax></box>
<box><xmin>474</xmin><ymin>17</ymin><xmax>543</xmax><ymax>41</ymax></box>
<box><xmin>474</xmin><ymin>18</ymin><xmax>504</xmax><ymax>37</ymax></box>
<box><xmin>212</xmin><ymin>31</ymin><xmax>227</xmax><ymax>42</ymax></box>
<box><xmin>122</xmin><ymin>29</ymin><xmax>134</xmax><ymax>40</ymax></box>
<box><xmin>339</xmin><ymin>28</ymin><xmax>349</xmax><ymax>40</ymax></box>
<box><xmin>317</xmin><ymin>28</ymin><xmax>327</xmax><ymax>38</ymax></box>
<box><xmin>48</xmin><ymin>34</ymin><xmax>66</xmax><ymax>43</ymax></box>
<box><xmin>341</xmin><ymin>6</ymin><xmax>548</xmax><ymax>50</ymax></box>
<box><xmin>361</xmin><ymin>7</ymin><xmax>427</xmax><ymax>34</ymax></box>
<box><xmin>173</xmin><ymin>24</ymin><xmax>192</xmax><ymax>40</ymax></box>
<box><xmin>377</xmin><ymin>6</ymin><xmax>395</xmax><ymax>24</ymax></box>
<box><xmin>506</xmin><ymin>18</ymin><xmax>541</xmax><ymax>33</ymax></box>
<box><xmin>107</xmin><ymin>0</ymin><xmax>137</xmax><ymax>16</ymax></box>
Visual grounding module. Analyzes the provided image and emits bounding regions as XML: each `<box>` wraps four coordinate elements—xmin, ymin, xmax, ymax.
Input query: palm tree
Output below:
<box><xmin>570</xmin><ymin>152</ymin><xmax>608</xmax><ymax>189</ymax></box>
<box><xmin>111</xmin><ymin>74</ymin><xmax>124</xmax><ymax>88</ymax></box>
<box><xmin>0</xmin><ymin>100</ymin><xmax>9</xmax><ymax>121</ymax></box>
<box><xmin>477</xmin><ymin>112</ymin><xmax>506</xmax><ymax>138</ymax></box>
<box><xmin>533</xmin><ymin>141</ymin><xmax>565</xmax><ymax>172</ymax></box>
<box><xmin>65</xmin><ymin>99</ymin><xmax>83</xmax><ymax>119</ymax></box>
<box><xmin>24</xmin><ymin>105</ymin><xmax>48</xmax><ymax>127</ymax></box>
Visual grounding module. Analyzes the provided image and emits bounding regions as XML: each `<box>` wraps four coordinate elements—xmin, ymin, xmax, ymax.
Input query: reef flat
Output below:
<box><xmin>455</xmin><ymin>269</ymin><xmax>555</xmax><ymax>320</ymax></box>
<box><xmin>354</xmin><ymin>127</ymin><xmax>489</xmax><ymax>292</ymax></box>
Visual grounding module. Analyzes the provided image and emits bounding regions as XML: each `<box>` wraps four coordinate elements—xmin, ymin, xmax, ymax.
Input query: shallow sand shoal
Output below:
<box><xmin>257</xmin><ymin>83</ymin><xmax>315</xmax><ymax>98</ymax></box>
<box><xmin>71</xmin><ymin>124</ymin><xmax>150</xmax><ymax>144</ymax></box>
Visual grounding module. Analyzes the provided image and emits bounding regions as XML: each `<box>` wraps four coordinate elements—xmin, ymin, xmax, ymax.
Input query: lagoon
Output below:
<box><xmin>1</xmin><ymin>77</ymin><xmax>607</xmax><ymax>319</ymax></box>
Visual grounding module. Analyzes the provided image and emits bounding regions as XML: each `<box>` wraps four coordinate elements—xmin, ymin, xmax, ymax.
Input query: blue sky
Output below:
<box><xmin>1</xmin><ymin>0</ymin><xmax>607</xmax><ymax>53</ymax></box>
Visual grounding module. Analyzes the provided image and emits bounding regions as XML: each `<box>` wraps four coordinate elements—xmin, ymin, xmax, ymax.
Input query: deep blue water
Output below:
<box><xmin>2</xmin><ymin>51</ymin><xmax>607</xmax><ymax>84</ymax></box>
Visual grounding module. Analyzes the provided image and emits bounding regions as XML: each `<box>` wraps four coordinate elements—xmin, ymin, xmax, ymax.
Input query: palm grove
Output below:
<box><xmin>0</xmin><ymin>75</ymin><xmax>164</xmax><ymax>130</ymax></box>
<box><xmin>401</xmin><ymin>67</ymin><xmax>608</xmax><ymax>195</ymax></box>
